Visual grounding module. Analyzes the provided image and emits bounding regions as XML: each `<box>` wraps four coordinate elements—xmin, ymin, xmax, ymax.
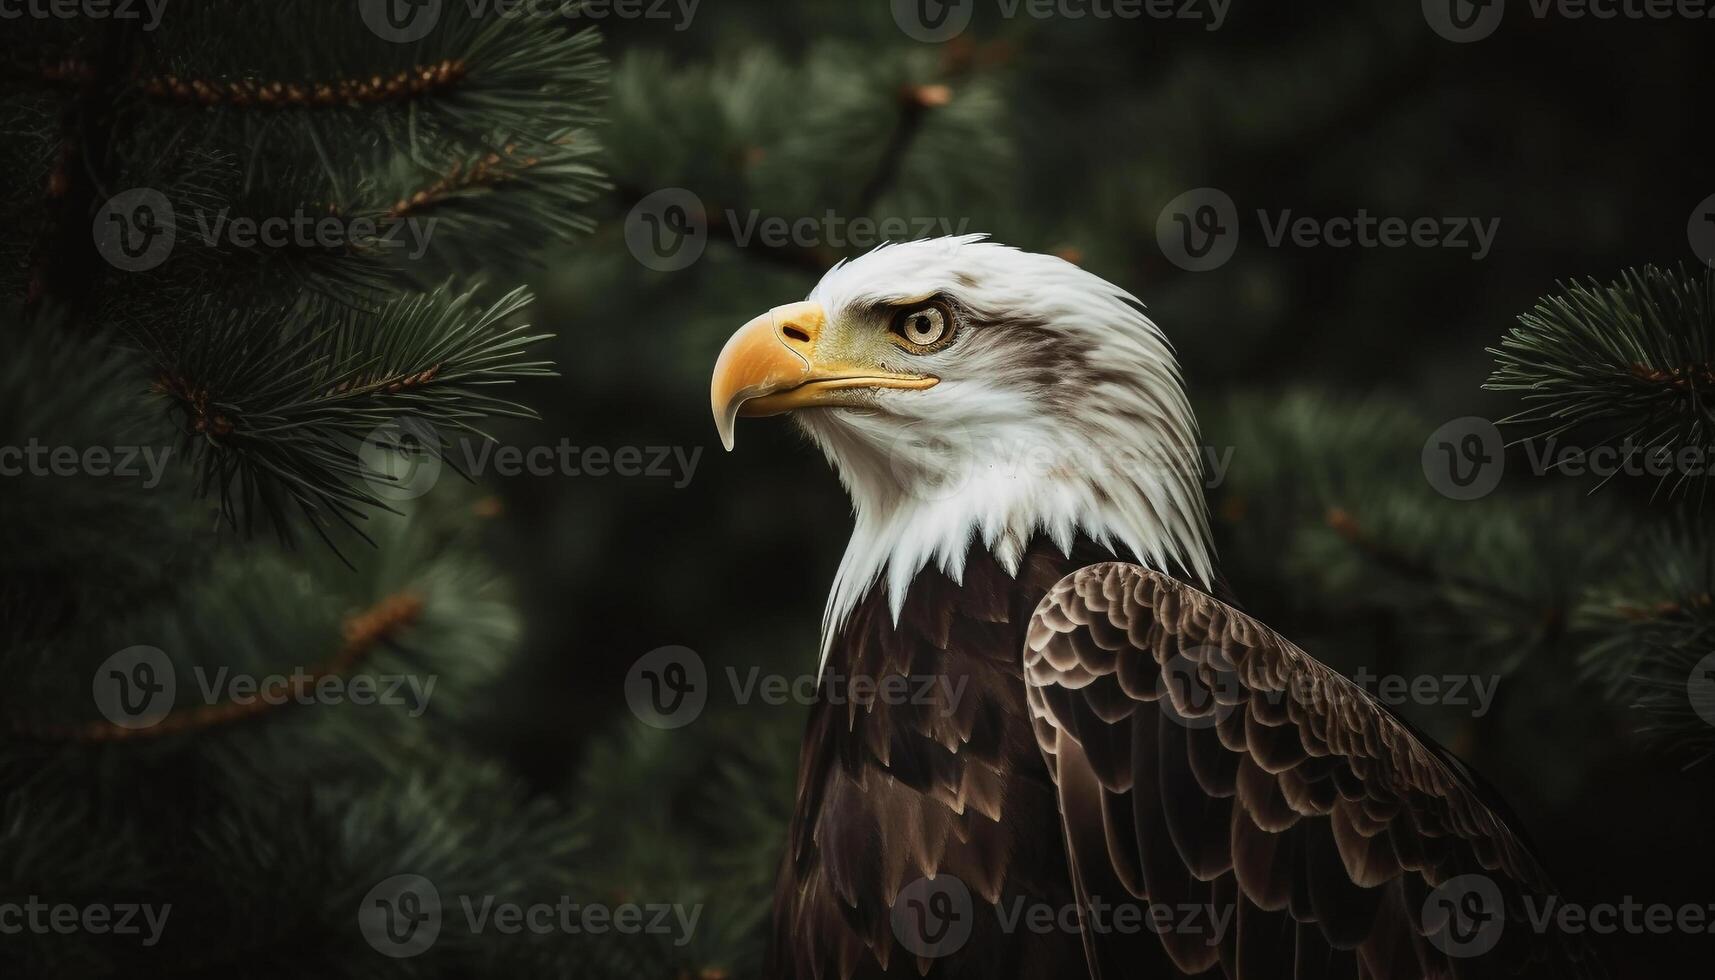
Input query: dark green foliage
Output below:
<box><xmin>2</xmin><ymin>3</ymin><xmax>606</xmax><ymax>977</ymax></box>
<box><xmin>1480</xmin><ymin>266</ymin><xmax>1715</xmax><ymax>761</ymax></box>
<box><xmin>1489</xmin><ymin>265</ymin><xmax>1715</xmax><ymax>494</ymax></box>
<box><xmin>149</xmin><ymin>286</ymin><xmax>553</xmax><ymax>545</ymax></box>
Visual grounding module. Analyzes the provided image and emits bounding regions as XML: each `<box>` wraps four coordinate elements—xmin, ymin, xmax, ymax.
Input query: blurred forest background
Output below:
<box><xmin>3</xmin><ymin>0</ymin><xmax>1713</xmax><ymax>977</ymax></box>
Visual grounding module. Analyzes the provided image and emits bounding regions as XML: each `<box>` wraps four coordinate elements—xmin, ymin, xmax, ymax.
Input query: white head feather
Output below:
<box><xmin>794</xmin><ymin>235</ymin><xmax>1214</xmax><ymax>668</ymax></box>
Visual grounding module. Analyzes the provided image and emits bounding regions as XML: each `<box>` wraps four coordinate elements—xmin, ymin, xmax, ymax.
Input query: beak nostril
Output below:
<box><xmin>781</xmin><ymin>325</ymin><xmax>812</xmax><ymax>344</ymax></box>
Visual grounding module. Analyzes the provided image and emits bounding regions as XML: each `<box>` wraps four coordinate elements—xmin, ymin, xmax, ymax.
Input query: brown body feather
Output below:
<box><xmin>770</xmin><ymin>540</ymin><xmax>1603</xmax><ymax>980</ymax></box>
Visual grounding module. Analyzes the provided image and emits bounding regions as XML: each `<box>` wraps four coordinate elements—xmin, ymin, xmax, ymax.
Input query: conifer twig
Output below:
<box><xmin>139</xmin><ymin>61</ymin><xmax>469</xmax><ymax>108</ymax></box>
<box><xmin>8</xmin><ymin>591</ymin><xmax>423</xmax><ymax>742</ymax></box>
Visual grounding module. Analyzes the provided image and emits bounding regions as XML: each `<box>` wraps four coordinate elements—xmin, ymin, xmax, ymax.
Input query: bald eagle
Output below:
<box><xmin>710</xmin><ymin>236</ymin><xmax>1602</xmax><ymax>980</ymax></box>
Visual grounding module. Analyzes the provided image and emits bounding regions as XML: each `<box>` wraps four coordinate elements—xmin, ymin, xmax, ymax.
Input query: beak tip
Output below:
<box><xmin>714</xmin><ymin>411</ymin><xmax>736</xmax><ymax>452</ymax></box>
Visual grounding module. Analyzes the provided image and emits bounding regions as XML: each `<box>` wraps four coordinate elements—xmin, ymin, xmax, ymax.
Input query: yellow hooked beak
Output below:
<box><xmin>710</xmin><ymin>300</ymin><xmax>938</xmax><ymax>450</ymax></box>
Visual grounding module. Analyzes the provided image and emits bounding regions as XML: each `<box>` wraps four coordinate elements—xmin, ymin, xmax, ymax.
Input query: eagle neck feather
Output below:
<box><xmin>808</xmin><ymin>410</ymin><xmax>1215</xmax><ymax>675</ymax></box>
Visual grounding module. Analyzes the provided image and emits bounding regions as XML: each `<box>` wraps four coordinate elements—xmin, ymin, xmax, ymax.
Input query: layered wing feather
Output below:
<box><xmin>1024</xmin><ymin>563</ymin><xmax>1604</xmax><ymax>980</ymax></box>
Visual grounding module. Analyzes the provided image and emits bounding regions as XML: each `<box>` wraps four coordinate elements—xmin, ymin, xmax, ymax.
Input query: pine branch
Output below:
<box><xmin>1570</xmin><ymin>516</ymin><xmax>1715</xmax><ymax>758</ymax></box>
<box><xmin>142</xmin><ymin>284</ymin><xmax>554</xmax><ymax>545</ymax></box>
<box><xmin>1323</xmin><ymin>505</ymin><xmax>1542</xmax><ymax>613</ymax></box>
<box><xmin>1487</xmin><ymin>264</ymin><xmax>1715</xmax><ymax>491</ymax></box>
<box><xmin>138</xmin><ymin>59</ymin><xmax>469</xmax><ymax>108</ymax></box>
<box><xmin>9</xmin><ymin>591</ymin><xmax>421</xmax><ymax>742</ymax></box>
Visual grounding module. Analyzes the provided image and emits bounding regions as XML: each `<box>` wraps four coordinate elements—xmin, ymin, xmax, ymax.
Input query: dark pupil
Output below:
<box><xmin>912</xmin><ymin>315</ymin><xmax>933</xmax><ymax>336</ymax></box>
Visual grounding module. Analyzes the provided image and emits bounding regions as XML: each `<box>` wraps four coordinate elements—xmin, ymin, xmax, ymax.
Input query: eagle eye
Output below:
<box><xmin>889</xmin><ymin>301</ymin><xmax>954</xmax><ymax>352</ymax></box>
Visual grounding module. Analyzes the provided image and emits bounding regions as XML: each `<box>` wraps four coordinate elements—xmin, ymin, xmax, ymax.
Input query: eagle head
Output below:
<box><xmin>711</xmin><ymin>235</ymin><xmax>1214</xmax><ymax>649</ymax></box>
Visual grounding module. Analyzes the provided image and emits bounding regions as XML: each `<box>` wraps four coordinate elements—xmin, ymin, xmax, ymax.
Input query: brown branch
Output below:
<box><xmin>852</xmin><ymin>83</ymin><xmax>949</xmax><ymax>217</ymax></box>
<box><xmin>152</xmin><ymin>373</ymin><xmax>234</xmax><ymax>437</ymax></box>
<box><xmin>139</xmin><ymin>59</ymin><xmax>467</xmax><ymax>108</ymax></box>
<box><xmin>2</xmin><ymin>56</ymin><xmax>99</xmax><ymax>86</ymax></box>
<box><xmin>1629</xmin><ymin>362</ymin><xmax>1715</xmax><ymax>391</ymax></box>
<box><xmin>1614</xmin><ymin>594</ymin><xmax>1713</xmax><ymax>621</ymax></box>
<box><xmin>23</xmin><ymin>22</ymin><xmax>136</xmax><ymax>310</ymax></box>
<box><xmin>389</xmin><ymin>143</ymin><xmax>542</xmax><ymax>219</ymax></box>
<box><xmin>1324</xmin><ymin>506</ymin><xmax>1541</xmax><ymax>614</ymax></box>
<box><xmin>326</xmin><ymin>362</ymin><xmax>444</xmax><ymax>398</ymax></box>
<box><xmin>10</xmin><ymin>592</ymin><xmax>423</xmax><ymax>742</ymax></box>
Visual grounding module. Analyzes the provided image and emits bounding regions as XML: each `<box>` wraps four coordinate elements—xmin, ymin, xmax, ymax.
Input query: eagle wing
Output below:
<box><xmin>1024</xmin><ymin>563</ymin><xmax>1604</xmax><ymax>980</ymax></box>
